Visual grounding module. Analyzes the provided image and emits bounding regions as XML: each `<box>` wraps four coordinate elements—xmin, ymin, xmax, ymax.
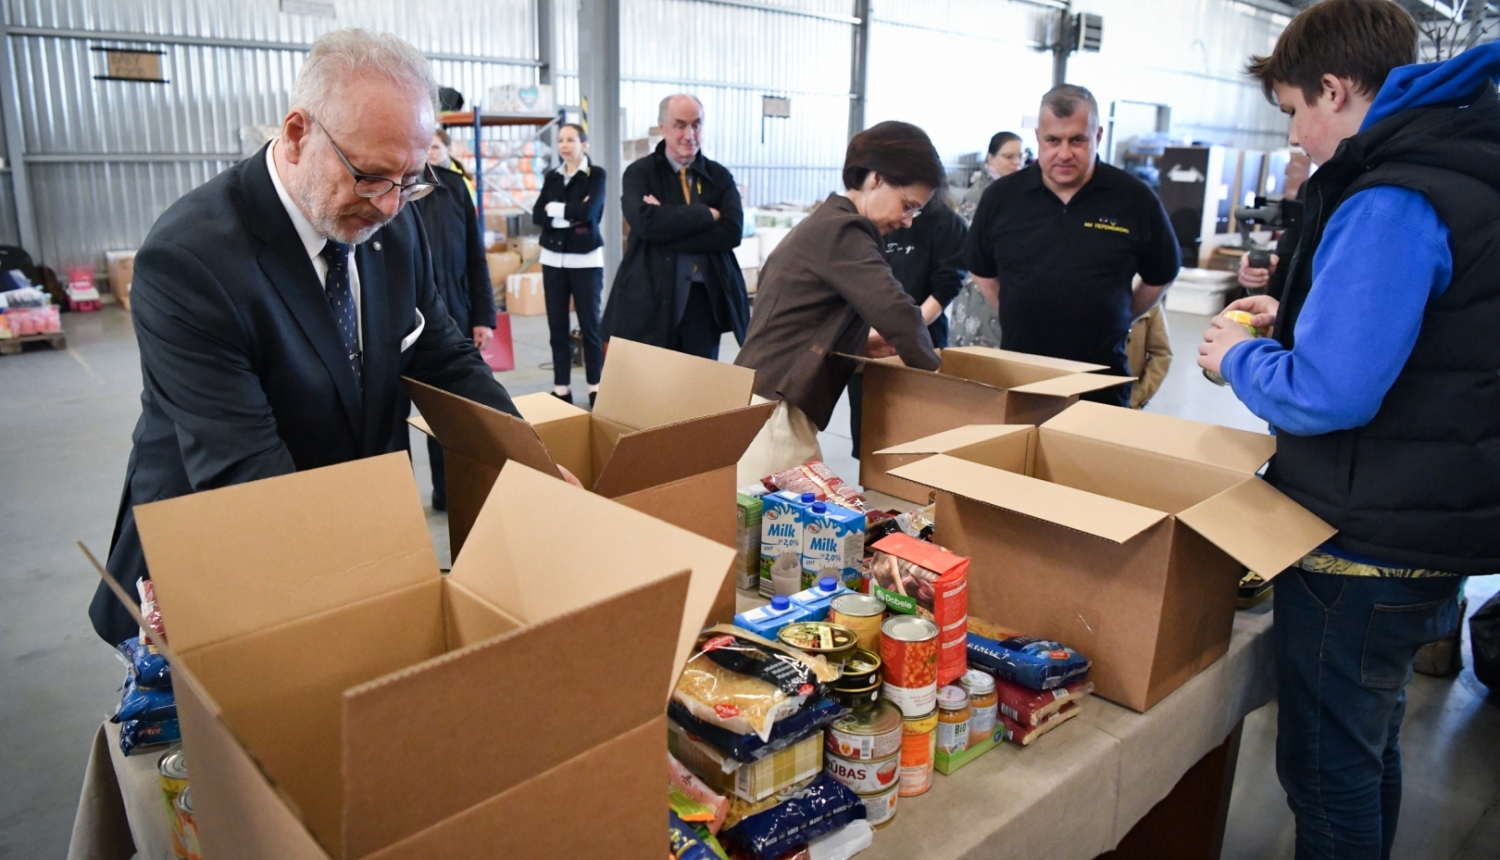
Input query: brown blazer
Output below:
<box><xmin>1126</xmin><ymin>304</ymin><xmax>1172</xmax><ymax>408</ymax></box>
<box><xmin>734</xmin><ymin>194</ymin><xmax>940</xmax><ymax>429</ymax></box>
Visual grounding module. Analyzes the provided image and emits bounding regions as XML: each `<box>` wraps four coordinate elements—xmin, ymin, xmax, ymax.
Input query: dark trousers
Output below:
<box><xmin>542</xmin><ymin>265</ymin><xmax>604</xmax><ymax>387</ymax></box>
<box><xmin>672</xmin><ymin>283</ymin><xmax>721</xmax><ymax>360</ymax></box>
<box><xmin>427</xmin><ymin>434</ymin><xmax>446</xmax><ymax>504</ymax></box>
<box><xmin>1274</xmin><ymin>567</ymin><xmax>1461</xmax><ymax>859</ymax></box>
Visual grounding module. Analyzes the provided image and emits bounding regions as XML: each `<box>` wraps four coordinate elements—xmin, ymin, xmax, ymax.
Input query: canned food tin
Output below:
<box><xmin>1204</xmin><ymin>310</ymin><xmax>1268</xmax><ymax>385</ymax></box>
<box><xmin>880</xmin><ymin>615</ymin><xmax>938</xmax><ymax>717</ymax></box>
<box><xmin>174</xmin><ymin>785</ymin><xmax>203</xmax><ymax>860</ymax></box>
<box><xmin>833</xmin><ymin>679</ymin><xmax>881</xmax><ymax>711</ymax></box>
<box><xmin>899</xmin><ymin>710</ymin><xmax>938</xmax><ymax>797</ymax></box>
<box><xmin>830</xmin><ymin>593</ymin><xmax>886</xmax><ymax>652</ymax></box>
<box><xmin>861</xmin><ymin>781</ymin><xmax>901</xmax><ymax>829</ymax></box>
<box><xmin>834</xmin><ymin>649</ymin><xmax>882</xmax><ymax>691</ymax></box>
<box><xmin>824</xmin><ymin>750</ymin><xmax>901</xmax><ymax>794</ymax></box>
<box><xmin>825</xmin><ymin>699</ymin><xmax>903</xmax><ymax>760</ymax></box>
<box><xmin>779</xmin><ymin>622</ymin><xmax>860</xmax><ymax>667</ymax></box>
<box><xmin>157</xmin><ymin>748</ymin><xmax>189</xmax><ymax>859</ymax></box>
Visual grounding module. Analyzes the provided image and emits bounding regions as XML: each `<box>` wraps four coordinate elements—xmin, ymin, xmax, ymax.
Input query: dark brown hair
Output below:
<box><xmin>1247</xmin><ymin>0</ymin><xmax>1417</xmax><ymax>104</ymax></box>
<box><xmin>987</xmin><ymin>131</ymin><xmax>1021</xmax><ymax>157</ymax></box>
<box><xmin>560</xmin><ymin>122</ymin><xmax>588</xmax><ymax>143</ymax></box>
<box><xmin>843</xmin><ymin>121</ymin><xmax>945</xmax><ymax>191</ymax></box>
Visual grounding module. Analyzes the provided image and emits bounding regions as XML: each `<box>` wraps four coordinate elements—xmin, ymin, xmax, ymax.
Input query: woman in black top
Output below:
<box><xmin>413</xmin><ymin>129</ymin><xmax>495</xmax><ymax>510</ymax></box>
<box><xmin>532</xmin><ymin>123</ymin><xmax>606</xmax><ymax>407</ymax></box>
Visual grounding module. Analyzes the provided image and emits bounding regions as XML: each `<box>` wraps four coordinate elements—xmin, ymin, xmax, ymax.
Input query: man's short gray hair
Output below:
<box><xmin>291</xmin><ymin>28</ymin><xmax>438</xmax><ymax>129</ymax></box>
<box><xmin>1040</xmin><ymin>84</ymin><xmax>1100</xmax><ymax>128</ymax></box>
<box><xmin>658</xmin><ymin>93</ymin><xmax>704</xmax><ymax>128</ymax></box>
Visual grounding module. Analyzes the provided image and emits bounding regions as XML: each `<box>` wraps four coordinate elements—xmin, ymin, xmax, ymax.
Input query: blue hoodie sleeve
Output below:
<box><xmin>1220</xmin><ymin>185</ymin><xmax>1451</xmax><ymax>436</ymax></box>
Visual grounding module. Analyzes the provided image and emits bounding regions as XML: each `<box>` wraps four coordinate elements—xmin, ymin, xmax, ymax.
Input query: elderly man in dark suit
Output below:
<box><xmin>601</xmin><ymin>94</ymin><xmax>748</xmax><ymax>359</ymax></box>
<box><xmin>89</xmin><ymin>29</ymin><xmax>571</xmax><ymax>645</ymax></box>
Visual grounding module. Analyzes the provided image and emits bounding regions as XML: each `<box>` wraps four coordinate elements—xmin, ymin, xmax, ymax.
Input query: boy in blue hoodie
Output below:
<box><xmin>1198</xmin><ymin>2</ymin><xmax>1500</xmax><ymax>857</ymax></box>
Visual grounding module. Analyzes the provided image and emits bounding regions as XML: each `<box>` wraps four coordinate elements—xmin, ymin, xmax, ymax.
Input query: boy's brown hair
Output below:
<box><xmin>1247</xmin><ymin>0</ymin><xmax>1418</xmax><ymax>104</ymax></box>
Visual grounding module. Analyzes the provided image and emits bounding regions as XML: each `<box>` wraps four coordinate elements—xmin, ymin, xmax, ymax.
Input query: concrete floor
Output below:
<box><xmin>1</xmin><ymin>305</ymin><xmax>1496</xmax><ymax>858</ymax></box>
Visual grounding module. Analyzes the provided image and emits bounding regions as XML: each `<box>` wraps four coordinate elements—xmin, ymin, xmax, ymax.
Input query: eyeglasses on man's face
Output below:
<box><xmin>312</xmin><ymin>117</ymin><xmax>438</xmax><ymax>202</ymax></box>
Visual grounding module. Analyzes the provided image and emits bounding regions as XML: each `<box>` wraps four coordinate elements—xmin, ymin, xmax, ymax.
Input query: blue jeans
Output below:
<box><xmin>1274</xmin><ymin>568</ymin><xmax>1461</xmax><ymax>860</ymax></box>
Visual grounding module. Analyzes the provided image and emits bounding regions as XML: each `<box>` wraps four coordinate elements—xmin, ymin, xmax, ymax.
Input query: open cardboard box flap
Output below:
<box><xmin>593</xmin><ymin>337</ymin><xmax>756</xmax><ymax>428</ymax></box>
<box><xmin>592</xmin><ymin>403</ymin><xmax>773</xmax><ymax>498</ymax></box>
<box><xmin>1177</xmin><ymin>477</ymin><xmax>1336</xmax><ymax>577</ymax></box>
<box><xmin>1042</xmin><ymin>400</ymin><xmax>1277</xmax><ymax>475</ymax></box>
<box><xmin>874</xmin><ymin>424</ymin><xmax>1032</xmax><ymax>455</ymax></box>
<box><xmin>889</xmin><ymin>454</ymin><xmax>1168</xmax><ymax>544</ymax></box>
<box><xmin>941</xmin><ymin>346</ymin><xmax>1111</xmax><ymax>373</ymax></box>
<box><xmin>131</xmin><ymin>450</ymin><xmax>437</xmax><ymax>654</ymax></box>
<box><xmin>1009</xmin><ymin>372</ymin><xmax>1135</xmax><ymax>397</ymax></box>
<box><xmin>115</xmin><ymin>454</ymin><xmax>729</xmax><ymax>859</ymax></box>
<box><xmin>405</xmin><ymin>379</ymin><xmax>560</xmax><ymax>478</ymax></box>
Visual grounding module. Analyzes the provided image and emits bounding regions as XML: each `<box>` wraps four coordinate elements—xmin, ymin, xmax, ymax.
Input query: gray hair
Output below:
<box><xmin>291</xmin><ymin>28</ymin><xmax>438</xmax><ymax>129</ymax></box>
<box><xmin>658</xmin><ymin>93</ymin><xmax>704</xmax><ymax>128</ymax></box>
<box><xmin>1040</xmin><ymin>84</ymin><xmax>1100</xmax><ymax>128</ymax></box>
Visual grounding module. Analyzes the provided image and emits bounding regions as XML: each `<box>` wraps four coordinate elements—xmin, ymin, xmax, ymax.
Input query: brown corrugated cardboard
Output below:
<box><xmin>847</xmin><ymin>347</ymin><xmax>1132</xmax><ymax>501</ymax></box>
<box><xmin>886</xmin><ymin>403</ymin><xmax>1335</xmax><ymax>712</ymax></box>
<box><xmin>94</xmin><ymin>454</ymin><xmax>732</xmax><ymax>859</ymax></box>
<box><xmin>505</xmin><ymin>272</ymin><xmax>546</xmax><ymax>316</ymax></box>
<box><xmin>104</xmin><ymin>250</ymin><xmax>136</xmax><ymax>308</ymax></box>
<box><xmin>407</xmin><ymin>337</ymin><xmax>775</xmax><ymax>632</ymax></box>
<box><xmin>486</xmin><ymin>251</ymin><xmax>521</xmax><ymax>293</ymax></box>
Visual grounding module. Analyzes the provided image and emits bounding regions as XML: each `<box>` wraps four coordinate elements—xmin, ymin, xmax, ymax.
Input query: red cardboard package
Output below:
<box><xmin>868</xmin><ymin>533</ymin><xmax>969</xmax><ymax>686</ymax></box>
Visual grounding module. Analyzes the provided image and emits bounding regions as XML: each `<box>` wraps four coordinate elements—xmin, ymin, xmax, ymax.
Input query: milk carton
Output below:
<box><xmin>733</xmin><ymin>594</ymin><xmax>810</xmax><ymax>639</ymax></box>
<box><xmin>760</xmin><ymin>491</ymin><xmax>815</xmax><ymax>597</ymax></box>
<box><xmin>735</xmin><ymin>489</ymin><xmax>764</xmax><ymax>591</ymax></box>
<box><xmin>801</xmin><ymin>500</ymin><xmax>866</xmax><ymax>590</ymax></box>
<box><xmin>789</xmin><ymin>575</ymin><xmax>850</xmax><ymax>622</ymax></box>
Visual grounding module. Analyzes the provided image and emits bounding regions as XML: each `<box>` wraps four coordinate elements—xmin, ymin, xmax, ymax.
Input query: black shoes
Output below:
<box><xmin>589</xmin><ymin>391</ymin><xmax>597</xmax><ymax>408</ymax></box>
<box><xmin>551</xmin><ymin>389</ymin><xmax>573</xmax><ymax>405</ymax></box>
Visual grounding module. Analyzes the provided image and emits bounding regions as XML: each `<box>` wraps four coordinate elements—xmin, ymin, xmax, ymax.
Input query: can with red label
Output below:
<box><xmin>824</xmin><ymin>750</ymin><xmax>901</xmax><ymax>795</ymax></box>
<box><xmin>880</xmin><ymin>615</ymin><xmax>939</xmax><ymax>717</ymax></box>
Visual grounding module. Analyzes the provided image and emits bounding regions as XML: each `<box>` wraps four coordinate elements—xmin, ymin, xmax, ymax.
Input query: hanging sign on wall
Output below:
<box><xmin>92</xmin><ymin>48</ymin><xmax>168</xmax><ymax>84</ymax></box>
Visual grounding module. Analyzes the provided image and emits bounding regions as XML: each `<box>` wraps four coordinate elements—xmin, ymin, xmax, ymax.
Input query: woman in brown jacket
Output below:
<box><xmin>735</xmin><ymin>121</ymin><xmax>945</xmax><ymax>481</ymax></box>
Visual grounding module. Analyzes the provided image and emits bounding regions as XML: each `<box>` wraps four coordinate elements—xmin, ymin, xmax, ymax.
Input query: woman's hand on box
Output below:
<box><xmin>557</xmin><ymin>465</ymin><xmax>585</xmax><ymax>488</ymax></box>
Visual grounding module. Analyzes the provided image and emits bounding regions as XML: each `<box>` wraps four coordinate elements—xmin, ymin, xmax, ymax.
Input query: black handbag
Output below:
<box><xmin>1472</xmin><ymin>590</ymin><xmax>1500</xmax><ymax>692</ymax></box>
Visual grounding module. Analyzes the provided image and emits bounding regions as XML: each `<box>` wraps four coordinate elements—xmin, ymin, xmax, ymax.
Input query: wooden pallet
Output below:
<box><xmin>0</xmin><ymin>330</ymin><xmax>66</xmax><ymax>355</ymax></box>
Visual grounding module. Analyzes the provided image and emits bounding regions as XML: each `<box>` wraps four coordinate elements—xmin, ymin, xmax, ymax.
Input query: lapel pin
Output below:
<box><xmin>372</xmin><ymin>241</ymin><xmax>382</xmax><ymax>251</ymax></box>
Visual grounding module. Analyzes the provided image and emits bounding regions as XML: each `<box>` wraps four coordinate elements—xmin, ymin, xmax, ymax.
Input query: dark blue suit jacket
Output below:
<box><xmin>90</xmin><ymin>144</ymin><xmax>518</xmax><ymax>645</ymax></box>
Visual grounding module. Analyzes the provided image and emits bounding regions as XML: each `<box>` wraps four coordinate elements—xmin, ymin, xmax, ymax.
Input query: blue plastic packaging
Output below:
<box><xmin>112</xmin><ymin>675</ymin><xmax>177</xmax><ymax>724</ymax></box>
<box><xmin>667</xmin><ymin>696</ymin><xmax>847</xmax><ymax>763</ymax></box>
<box><xmin>966</xmin><ymin>632</ymin><xmax>1090</xmax><ymax>690</ymax></box>
<box><xmin>719</xmin><ymin>772</ymin><xmax>866</xmax><ymax>860</ymax></box>
<box><xmin>116</xmin><ymin>636</ymin><xmax>171</xmax><ymax>689</ymax></box>
<box><xmin>732</xmin><ymin>595</ymin><xmax>810</xmax><ymax>639</ymax></box>
<box><xmin>118</xmin><ymin>718</ymin><xmax>181</xmax><ymax>756</ymax></box>
<box><xmin>788</xmin><ymin>575</ymin><xmax>849</xmax><ymax>622</ymax></box>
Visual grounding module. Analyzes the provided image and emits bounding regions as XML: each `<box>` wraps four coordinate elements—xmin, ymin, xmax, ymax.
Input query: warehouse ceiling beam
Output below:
<box><xmin>5</xmin><ymin>26</ymin><xmax>543</xmax><ymax>67</ymax></box>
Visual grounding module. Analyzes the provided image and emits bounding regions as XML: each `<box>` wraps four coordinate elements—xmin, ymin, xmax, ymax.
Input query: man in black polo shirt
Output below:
<box><xmin>963</xmin><ymin>84</ymin><xmax>1180</xmax><ymax>406</ymax></box>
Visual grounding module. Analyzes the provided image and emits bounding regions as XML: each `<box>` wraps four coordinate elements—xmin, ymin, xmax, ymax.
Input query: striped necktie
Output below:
<box><xmin>319</xmin><ymin>241</ymin><xmax>361</xmax><ymax>388</ymax></box>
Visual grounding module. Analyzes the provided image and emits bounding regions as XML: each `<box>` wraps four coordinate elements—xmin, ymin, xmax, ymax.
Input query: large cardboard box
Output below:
<box><xmin>883</xmin><ymin>404</ymin><xmax>1335</xmax><ymax>712</ymax></box>
<box><xmin>505</xmin><ymin>272</ymin><xmax>546</xmax><ymax>316</ymax></box>
<box><xmin>104</xmin><ymin>250</ymin><xmax>136</xmax><ymax>308</ymax></box>
<box><xmin>407</xmin><ymin>338</ymin><xmax>775</xmax><ymax>624</ymax></box>
<box><xmin>101</xmin><ymin>454</ymin><xmax>733</xmax><ymax>860</ymax></box>
<box><xmin>486</xmin><ymin>251</ymin><xmax>522</xmax><ymax>293</ymax></box>
<box><xmin>849</xmin><ymin>347</ymin><xmax>1132</xmax><ymax>501</ymax></box>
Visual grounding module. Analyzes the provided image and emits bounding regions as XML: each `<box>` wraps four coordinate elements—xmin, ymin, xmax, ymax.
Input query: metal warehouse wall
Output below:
<box><xmin>2</xmin><ymin>0</ymin><xmax>541</xmax><ymax>271</ymax></box>
<box><xmin>1</xmin><ymin>0</ymin><xmax>1295</xmax><ymax>271</ymax></box>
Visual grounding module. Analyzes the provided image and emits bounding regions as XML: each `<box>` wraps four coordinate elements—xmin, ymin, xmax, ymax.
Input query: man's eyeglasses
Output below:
<box><xmin>312</xmin><ymin>117</ymin><xmax>437</xmax><ymax>202</ymax></box>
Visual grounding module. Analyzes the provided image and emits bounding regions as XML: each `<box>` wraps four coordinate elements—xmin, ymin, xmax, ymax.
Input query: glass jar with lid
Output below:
<box><xmin>960</xmin><ymin>669</ymin><xmax>998</xmax><ymax>748</ymax></box>
<box><xmin>935</xmin><ymin>685</ymin><xmax>970</xmax><ymax>754</ymax></box>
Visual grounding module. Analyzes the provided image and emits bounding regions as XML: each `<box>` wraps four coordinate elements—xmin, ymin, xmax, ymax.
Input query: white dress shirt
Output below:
<box><xmin>539</xmin><ymin>155</ymin><xmax>605</xmax><ymax>270</ymax></box>
<box><xmin>266</xmin><ymin>140</ymin><xmax>363</xmax><ymax>348</ymax></box>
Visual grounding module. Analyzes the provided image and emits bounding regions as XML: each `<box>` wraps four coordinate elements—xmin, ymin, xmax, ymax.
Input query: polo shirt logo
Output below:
<box><xmin>1084</xmin><ymin>217</ymin><xmax>1130</xmax><ymax>235</ymax></box>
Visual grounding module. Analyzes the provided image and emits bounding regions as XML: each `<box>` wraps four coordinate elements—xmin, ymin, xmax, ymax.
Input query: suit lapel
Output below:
<box><xmin>355</xmin><ymin>237</ymin><xmax>394</xmax><ymax>455</ymax></box>
<box><xmin>244</xmin><ymin>147</ymin><xmax>362</xmax><ymax>441</ymax></box>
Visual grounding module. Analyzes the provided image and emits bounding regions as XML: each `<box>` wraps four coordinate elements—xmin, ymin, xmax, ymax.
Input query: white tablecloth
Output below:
<box><xmin>68</xmin><ymin>720</ymin><xmax>177</xmax><ymax>860</ymax></box>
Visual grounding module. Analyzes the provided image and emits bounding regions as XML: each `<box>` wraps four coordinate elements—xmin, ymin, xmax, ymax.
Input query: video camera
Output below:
<box><xmin>1233</xmin><ymin>195</ymin><xmax>1300</xmax><ymax>269</ymax></box>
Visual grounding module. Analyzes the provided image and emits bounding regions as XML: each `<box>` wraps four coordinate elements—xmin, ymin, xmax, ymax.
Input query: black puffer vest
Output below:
<box><xmin>1268</xmin><ymin>85</ymin><xmax>1500</xmax><ymax>575</ymax></box>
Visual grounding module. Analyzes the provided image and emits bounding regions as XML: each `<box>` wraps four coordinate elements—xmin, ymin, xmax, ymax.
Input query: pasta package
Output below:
<box><xmin>966</xmin><ymin>617</ymin><xmax>1090</xmax><ymax>691</ymax></box>
<box><xmin>673</xmin><ymin>626</ymin><xmax>839</xmax><ymax>742</ymax></box>
<box><xmin>868</xmin><ymin>533</ymin><xmax>970</xmax><ymax>687</ymax></box>
<box><xmin>762</xmin><ymin>460</ymin><xmax>866</xmax><ymax>512</ymax></box>
<box><xmin>1000</xmin><ymin>701</ymin><xmax>1080</xmax><ymax>746</ymax></box>
<box><xmin>995</xmin><ymin>677</ymin><xmax>1094</xmax><ymax>727</ymax></box>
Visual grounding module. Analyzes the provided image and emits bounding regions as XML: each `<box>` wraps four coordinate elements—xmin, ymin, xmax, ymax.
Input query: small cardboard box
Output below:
<box><xmin>847</xmin><ymin>348</ymin><xmax>1133</xmax><ymax>501</ymax></box>
<box><xmin>486</xmin><ymin>251</ymin><xmax>522</xmax><ymax>293</ymax></box>
<box><xmin>104</xmin><ymin>250</ymin><xmax>137</xmax><ymax>308</ymax></box>
<box><xmin>505</xmin><ymin>272</ymin><xmax>546</xmax><ymax>316</ymax></box>
<box><xmin>407</xmin><ymin>338</ymin><xmax>775</xmax><ymax>626</ymax></box>
<box><xmin>884</xmin><ymin>404</ymin><xmax>1335</xmax><ymax>712</ymax></box>
<box><xmin>103</xmin><ymin>454</ymin><xmax>734</xmax><ymax>860</ymax></box>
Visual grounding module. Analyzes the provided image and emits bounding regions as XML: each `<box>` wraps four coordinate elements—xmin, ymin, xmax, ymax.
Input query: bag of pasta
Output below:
<box><xmin>673</xmin><ymin>625</ymin><xmax>840</xmax><ymax>742</ymax></box>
